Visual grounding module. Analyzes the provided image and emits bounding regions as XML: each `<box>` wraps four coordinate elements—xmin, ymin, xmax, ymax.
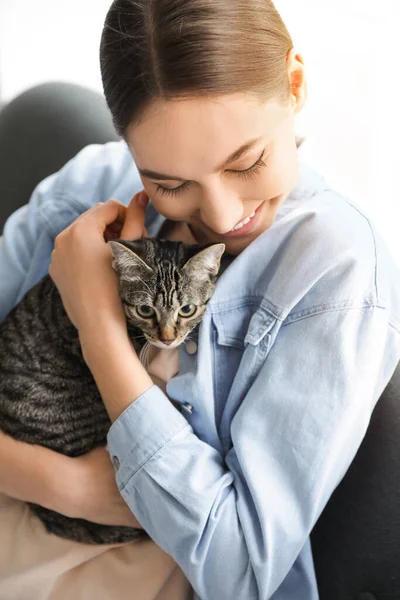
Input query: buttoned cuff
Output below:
<box><xmin>106</xmin><ymin>384</ymin><xmax>192</xmax><ymax>490</ymax></box>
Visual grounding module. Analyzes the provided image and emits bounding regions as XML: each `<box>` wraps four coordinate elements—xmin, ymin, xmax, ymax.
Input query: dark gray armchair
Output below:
<box><xmin>310</xmin><ymin>360</ymin><xmax>400</xmax><ymax>599</ymax></box>
<box><xmin>0</xmin><ymin>82</ymin><xmax>119</xmax><ymax>233</ymax></box>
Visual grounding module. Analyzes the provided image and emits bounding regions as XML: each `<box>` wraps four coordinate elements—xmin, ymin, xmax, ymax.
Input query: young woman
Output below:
<box><xmin>0</xmin><ymin>1</ymin><xmax>399</xmax><ymax>599</ymax></box>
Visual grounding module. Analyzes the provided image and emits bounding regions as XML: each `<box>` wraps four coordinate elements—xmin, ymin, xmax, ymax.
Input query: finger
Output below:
<box><xmin>83</xmin><ymin>199</ymin><xmax>127</xmax><ymax>232</ymax></box>
<box><xmin>120</xmin><ymin>191</ymin><xmax>149</xmax><ymax>240</ymax></box>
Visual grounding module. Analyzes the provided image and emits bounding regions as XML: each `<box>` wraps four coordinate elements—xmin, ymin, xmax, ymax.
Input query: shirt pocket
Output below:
<box><xmin>211</xmin><ymin>304</ymin><xmax>279</xmax><ymax>446</ymax></box>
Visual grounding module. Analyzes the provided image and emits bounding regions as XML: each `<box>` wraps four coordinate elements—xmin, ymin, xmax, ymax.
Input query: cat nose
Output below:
<box><xmin>160</xmin><ymin>325</ymin><xmax>175</xmax><ymax>345</ymax></box>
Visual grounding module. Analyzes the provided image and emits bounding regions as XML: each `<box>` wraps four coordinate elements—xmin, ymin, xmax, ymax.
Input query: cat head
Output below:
<box><xmin>109</xmin><ymin>238</ymin><xmax>225</xmax><ymax>349</ymax></box>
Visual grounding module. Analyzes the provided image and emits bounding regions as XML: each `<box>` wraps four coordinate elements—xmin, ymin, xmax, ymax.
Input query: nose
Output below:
<box><xmin>160</xmin><ymin>324</ymin><xmax>176</xmax><ymax>345</ymax></box>
<box><xmin>199</xmin><ymin>186</ymin><xmax>242</xmax><ymax>234</ymax></box>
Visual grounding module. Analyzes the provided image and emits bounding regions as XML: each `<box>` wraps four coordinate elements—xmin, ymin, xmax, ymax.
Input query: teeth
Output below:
<box><xmin>233</xmin><ymin>222</ymin><xmax>244</xmax><ymax>231</ymax></box>
<box><xmin>231</xmin><ymin>210</ymin><xmax>256</xmax><ymax>232</ymax></box>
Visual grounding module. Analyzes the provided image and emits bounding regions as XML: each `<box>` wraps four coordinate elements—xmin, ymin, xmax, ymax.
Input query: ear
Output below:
<box><xmin>287</xmin><ymin>48</ymin><xmax>307</xmax><ymax>115</ymax></box>
<box><xmin>109</xmin><ymin>241</ymin><xmax>154</xmax><ymax>278</ymax></box>
<box><xmin>183</xmin><ymin>243</ymin><xmax>226</xmax><ymax>277</ymax></box>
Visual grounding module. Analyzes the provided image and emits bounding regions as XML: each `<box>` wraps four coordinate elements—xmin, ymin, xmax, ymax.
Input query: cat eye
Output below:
<box><xmin>179</xmin><ymin>305</ymin><xmax>197</xmax><ymax>318</ymax></box>
<box><xmin>136</xmin><ymin>305</ymin><xmax>156</xmax><ymax>318</ymax></box>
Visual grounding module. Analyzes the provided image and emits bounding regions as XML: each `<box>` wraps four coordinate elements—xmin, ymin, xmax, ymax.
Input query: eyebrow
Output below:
<box><xmin>137</xmin><ymin>137</ymin><xmax>263</xmax><ymax>182</ymax></box>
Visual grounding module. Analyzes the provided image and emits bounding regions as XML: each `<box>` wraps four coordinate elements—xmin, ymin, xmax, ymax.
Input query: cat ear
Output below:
<box><xmin>183</xmin><ymin>243</ymin><xmax>226</xmax><ymax>277</ymax></box>
<box><xmin>109</xmin><ymin>241</ymin><xmax>154</xmax><ymax>278</ymax></box>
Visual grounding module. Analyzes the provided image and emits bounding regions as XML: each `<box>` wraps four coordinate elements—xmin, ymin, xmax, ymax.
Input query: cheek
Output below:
<box><xmin>262</xmin><ymin>142</ymin><xmax>298</xmax><ymax>198</ymax></box>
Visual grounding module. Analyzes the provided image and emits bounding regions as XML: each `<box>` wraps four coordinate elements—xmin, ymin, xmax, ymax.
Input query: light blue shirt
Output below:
<box><xmin>1</xmin><ymin>141</ymin><xmax>400</xmax><ymax>600</ymax></box>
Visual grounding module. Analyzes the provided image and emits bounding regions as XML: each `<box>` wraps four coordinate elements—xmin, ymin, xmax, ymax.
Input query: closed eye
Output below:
<box><xmin>154</xmin><ymin>149</ymin><xmax>267</xmax><ymax>197</ymax></box>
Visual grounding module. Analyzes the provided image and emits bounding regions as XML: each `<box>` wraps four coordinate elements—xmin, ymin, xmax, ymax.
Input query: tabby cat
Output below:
<box><xmin>0</xmin><ymin>232</ymin><xmax>225</xmax><ymax>545</ymax></box>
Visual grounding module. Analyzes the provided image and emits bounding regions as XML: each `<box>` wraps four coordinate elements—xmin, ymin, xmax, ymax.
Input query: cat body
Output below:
<box><xmin>0</xmin><ymin>236</ymin><xmax>225</xmax><ymax>544</ymax></box>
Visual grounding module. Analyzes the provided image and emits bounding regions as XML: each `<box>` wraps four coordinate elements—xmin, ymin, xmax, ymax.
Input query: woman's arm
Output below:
<box><xmin>104</xmin><ymin>306</ymin><xmax>399</xmax><ymax>600</ymax></box>
<box><xmin>49</xmin><ymin>194</ymin><xmax>153</xmax><ymax>424</ymax></box>
<box><xmin>79</xmin><ymin>322</ymin><xmax>154</xmax><ymax>422</ymax></box>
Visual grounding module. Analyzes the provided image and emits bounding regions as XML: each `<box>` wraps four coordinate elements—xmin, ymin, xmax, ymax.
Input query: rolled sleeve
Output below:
<box><xmin>106</xmin><ymin>385</ymin><xmax>192</xmax><ymax>490</ymax></box>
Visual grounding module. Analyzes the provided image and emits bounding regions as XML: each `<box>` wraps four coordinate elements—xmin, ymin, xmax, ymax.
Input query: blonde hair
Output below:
<box><xmin>100</xmin><ymin>0</ymin><xmax>294</xmax><ymax>138</ymax></box>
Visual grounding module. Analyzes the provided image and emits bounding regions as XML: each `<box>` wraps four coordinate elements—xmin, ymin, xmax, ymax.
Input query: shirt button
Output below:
<box><xmin>112</xmin><ymin>456</ymin><xmax>120</xmax><ymax>471</ymax></box>
<box><xmin>182</xmin><ymin>402</ymin><xmax>193</xmax><ymax>414</ymax></box>
<box><xmin>185</xmin><ymin>340</ymin><xmax>197</xmax><ymax>355</ymax></box>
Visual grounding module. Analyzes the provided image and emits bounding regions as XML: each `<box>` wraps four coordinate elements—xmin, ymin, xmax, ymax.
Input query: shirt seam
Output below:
<box><xmin>284</xmin><ymin>299</ymin><xmax>385</xmax><ymax>325</ymax></box>
<box><xmin>339</xmin><ymin>197</ymin><xmax>379</xmax><ymax>303</ymax></box>
<box><xmin>210</xmin><ymin>295</ymin><xmax>382</xmax><ymax>321</ymax></box>
<box><xmin>389</xmin><ymin>320</ymin><xmax>400</xmax><ymax>335</ymax></box>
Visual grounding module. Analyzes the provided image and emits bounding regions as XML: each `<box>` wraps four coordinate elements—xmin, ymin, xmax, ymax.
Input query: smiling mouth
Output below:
<box><xmin>218</xmin><ymin>201</ymin><xmax>264</xmax><ymax>237</ymax></box>
<box><xmin>189</xmin><ymin>201</ymin><xmax>265</xmax><ymax>240</ymax></box>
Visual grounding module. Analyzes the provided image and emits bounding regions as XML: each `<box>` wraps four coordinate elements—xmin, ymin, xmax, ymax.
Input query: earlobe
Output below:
<box><xmin>293</xmin><ymin>77</ymin><xmax>307</xmax><ymax>115</ymax></box>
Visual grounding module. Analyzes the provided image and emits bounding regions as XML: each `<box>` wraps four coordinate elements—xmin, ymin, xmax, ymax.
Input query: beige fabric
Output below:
<box><xmin>0</xmin><ymin>493</ymin><xmax>193</xmax><ymax>600</ymax></box>
<box><xmin>0</xmin><ymin>342</ymin><xmax>192</xmax><ymax>600</ymax></box>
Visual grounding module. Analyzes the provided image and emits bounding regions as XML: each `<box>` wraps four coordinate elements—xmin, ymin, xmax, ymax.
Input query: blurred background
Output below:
<box><xmin>0</xmin><ymin>0</ymin><xmax>398</xmax><ymax>263</ymax></box>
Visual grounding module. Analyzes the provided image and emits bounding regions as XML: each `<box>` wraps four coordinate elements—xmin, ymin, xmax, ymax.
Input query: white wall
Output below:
<box><xmin>277</xmin><ymin>0</ymin><xmax>399</xmax><ymax>264</ymax></box>
<box><xmin>0</xmin><ymin>0</ymin><xmax>398</xmax><ymax>263</ymax></box>
<box><xmin>0</xmin><ymin>0</ymin><xmax>110</xmax><ymax>100</ymax></box>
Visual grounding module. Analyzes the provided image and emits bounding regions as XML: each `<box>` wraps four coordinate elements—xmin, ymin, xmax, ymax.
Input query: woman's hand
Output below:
<box><xmin>49</xmin><ymin>191</ymin><xmax>149</xmax><ymax>333</ymax></box>
<box><xmin>65</xmin><ymin>446</ymin><xmax>144</xmax><ymax>528</ymax></box>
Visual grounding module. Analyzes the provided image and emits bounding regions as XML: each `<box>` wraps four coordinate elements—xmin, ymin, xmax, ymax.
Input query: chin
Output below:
<box><xmin>220</xmin><ymin>226</ymin><xmax>269</xmax><ymax>252</ymax></box>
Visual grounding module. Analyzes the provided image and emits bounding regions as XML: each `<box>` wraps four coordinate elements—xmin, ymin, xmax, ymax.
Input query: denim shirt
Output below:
<box><xmin>1</xmin><ymin>141</ymin><xmax>400</xmax><ymax>600</ymax></box>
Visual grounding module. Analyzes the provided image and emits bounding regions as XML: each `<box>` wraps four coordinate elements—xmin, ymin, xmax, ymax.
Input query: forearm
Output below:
<box><xmin>0</xmin><ymin>430</ymin><xmax>65</xmax><ymax>511</ymax></box>
<box><xmin>79</xmin><ymin>322</ymin><xmax>155</xmax><ymax>423</ymax></box>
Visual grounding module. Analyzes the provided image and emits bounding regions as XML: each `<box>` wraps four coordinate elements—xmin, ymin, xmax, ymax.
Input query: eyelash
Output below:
<box><xmin>155</xmin><ymin>151</ymin><xmax>267</xmax><ymax>197</ymax></box>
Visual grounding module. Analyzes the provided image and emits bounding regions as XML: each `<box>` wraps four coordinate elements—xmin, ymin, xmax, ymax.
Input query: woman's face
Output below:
<box><xmin>127</xmin><ymin>94</ymin><xmax>300</xmax><ymax>255</ymax></box>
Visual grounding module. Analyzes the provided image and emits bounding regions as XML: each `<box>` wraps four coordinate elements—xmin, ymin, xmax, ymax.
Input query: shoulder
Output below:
<box><xmin>266</xmin><ymin>176</ymin><xmax>400</xmax><ymax>323</ymax></box>
<box><xmin>37</xmin><ymin>140</ymin><xmax>143</xmax><ymax>238</ymax></box>
<box><xmin>278</xmin><ymin>188</ymin><xmax>381</xmax><ymax>318</ymax></box>
<box><xmin>276</xmin><ymin>163</ymin><xmax>379</xmax><ymax>279</ymax></box>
